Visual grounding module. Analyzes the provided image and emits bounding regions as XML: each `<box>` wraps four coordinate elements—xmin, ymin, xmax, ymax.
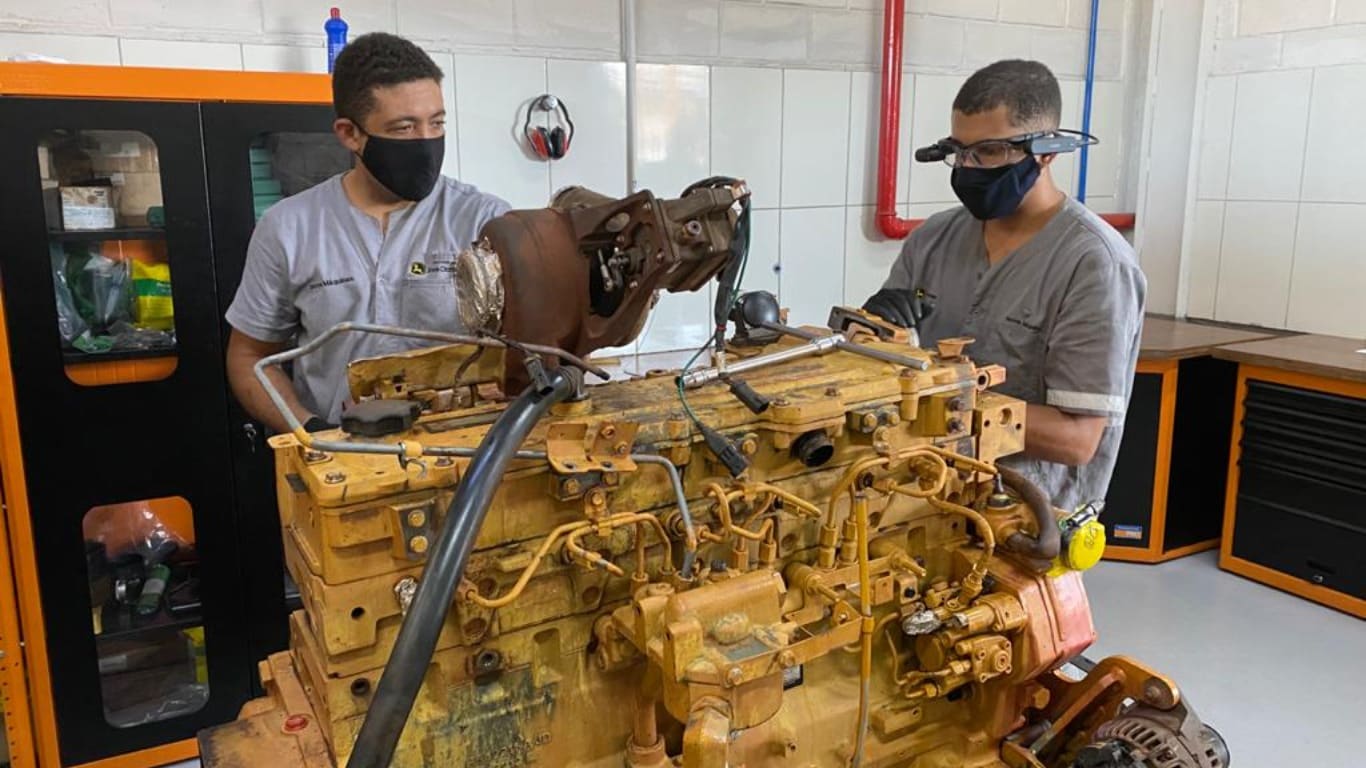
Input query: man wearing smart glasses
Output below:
<box><xmin>863</xmin><ymin>59</ymin><xmax>1146</xmax><ymax>512</ymax></box>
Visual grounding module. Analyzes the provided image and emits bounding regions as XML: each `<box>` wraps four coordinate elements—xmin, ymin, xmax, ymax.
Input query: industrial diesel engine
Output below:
<box><xmin>199</xmin><ymin>181</ymin><xmax>1227</xmax><ymax>768</ymax></box>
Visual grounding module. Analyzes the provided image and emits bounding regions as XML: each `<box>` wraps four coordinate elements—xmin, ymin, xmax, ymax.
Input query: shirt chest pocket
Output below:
<box><xmin>399</xmin><ymin>277</ymin><xmax>461</xmax><ymax>333</ymax></box>
<box><xmin>995</xmin><ymin>318</ymin><xmax>1046</xmax><ymax>402</ymax></box>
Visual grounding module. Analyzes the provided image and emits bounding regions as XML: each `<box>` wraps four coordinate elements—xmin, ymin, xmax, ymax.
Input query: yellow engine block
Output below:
<box><xmin>200</xmin><ymin>331</ymin><xmax>1225</xmax><ymax>768</ymax></box>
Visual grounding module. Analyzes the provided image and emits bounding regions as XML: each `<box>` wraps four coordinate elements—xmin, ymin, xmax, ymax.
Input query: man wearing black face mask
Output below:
<box><xmin>863</xmin><ymin>60</ymin><xmax>1146</xmax><ymax>513</ymax></box>
<box><xmin>225</xmin><ymin>33</ymin><xmax>510</xmax><ymax>434</ymax></box>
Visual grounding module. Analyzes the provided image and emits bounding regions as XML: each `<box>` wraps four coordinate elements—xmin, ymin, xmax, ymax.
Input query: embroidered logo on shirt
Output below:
<box><xmin>306</xmin><ymin>276</ymin><xmax>356</xmax><ymax>291</ymax></box>
<box><xmin>409</xmin><ymin>262</ymin><xmax>428</xmax><ymax>276</ymax></box>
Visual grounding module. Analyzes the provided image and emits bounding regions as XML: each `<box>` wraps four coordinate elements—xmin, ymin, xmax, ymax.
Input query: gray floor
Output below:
<box><xmin>170</xmin><ymin>552</ymin><xmax>1361</xmax><ymax>768</ymax></box>
<box><xmin>1085</xmin><ymin>552</ymin><xmax>1364</xmax><ymax>768</ymax></box>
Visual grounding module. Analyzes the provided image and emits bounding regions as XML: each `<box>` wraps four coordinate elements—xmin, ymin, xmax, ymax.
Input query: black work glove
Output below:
<box><xmin>304</xmin><ymin>415</ymin><xmax>337</xmax><ymax>433</ymax></box>
<box><xmin>862</xmin><ymin>288</ymin><xmax>934</xmax><ymax>329</ymax></box>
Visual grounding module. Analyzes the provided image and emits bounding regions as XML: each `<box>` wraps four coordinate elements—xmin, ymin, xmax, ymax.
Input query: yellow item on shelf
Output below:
<box><xmin>131</xmin><ymin>259</ymin><xmax>174</xmax><ymax>331</ymax></box>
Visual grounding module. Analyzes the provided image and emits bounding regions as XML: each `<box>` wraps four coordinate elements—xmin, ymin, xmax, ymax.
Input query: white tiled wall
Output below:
<box><xmin>1183</xmin><ymin>0</ymin><xmax>1366</xmax><ymax>337</ymax></box>
<box><xmin>0</xmin><ymin>0</ymin><xmax>1142</xmax><ymax>351</ymax></box>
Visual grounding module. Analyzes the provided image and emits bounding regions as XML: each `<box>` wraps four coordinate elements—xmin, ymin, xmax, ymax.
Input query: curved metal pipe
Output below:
<box><xmin>997</xmin><ymin>465</ymin><xmax>1061</xmax><ymax>561</ymax></box>
<box><xmin>346</xmin><ymin>372</ymin><xmax>575</xmax><ymax>768</ymax></box>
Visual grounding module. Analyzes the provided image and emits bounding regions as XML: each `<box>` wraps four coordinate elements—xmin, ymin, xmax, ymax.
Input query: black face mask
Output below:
<box><xmin>358</xmin><ymin>132</ymin><xmax>445</xmax><ymax>202</ymax></box>
<box><xmin>950</xmin><ymin>156</ymin><xmax>1040</xmax><ymax>220</ymax></box>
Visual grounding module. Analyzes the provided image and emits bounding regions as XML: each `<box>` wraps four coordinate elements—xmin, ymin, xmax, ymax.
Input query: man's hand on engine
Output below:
<box><xmin>862</xmin><ymin>288</ymin><xmax>934</xmax><ymax>329</ymax></box>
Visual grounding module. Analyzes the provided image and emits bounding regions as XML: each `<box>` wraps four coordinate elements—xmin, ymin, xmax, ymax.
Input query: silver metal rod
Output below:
<box><xmin>680</xmin><ymin>333</ymin><xmax>844</xmax><ymax>388</ymax></box>
<box><xmin>761</xmin><ymin>321</ymin><xmax>930</xmax><ymax>371</ymax></box>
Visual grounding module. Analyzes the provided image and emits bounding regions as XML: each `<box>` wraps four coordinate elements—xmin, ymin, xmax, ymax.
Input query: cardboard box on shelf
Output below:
<box><xmin>60</xmin><ymin>186</ymin><xmax>117</xmax><ymax>230</ymax></box>
<box><xmin>112</xmin><ymin>171</ymin><xmax>164</xmax><ymax>227</ymax></box>
<box><xmin>89</xmin><ymin>132</ymin><xmax>160</xmax><ymax>174</ymax></box>
<box><xmin>38</xmin><ymin>145</ymin><xmax>53</xmax><ymax>180</ymax></box>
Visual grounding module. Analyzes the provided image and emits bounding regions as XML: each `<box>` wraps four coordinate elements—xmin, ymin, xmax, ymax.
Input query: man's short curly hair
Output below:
<box><xmin>952</xmin><ymin>60</ymin><xmax>1062</xmax><ymax>131</ymax></box>
<box><xmin>332</xmin><ymin>32</ymin><xmax>444</xmax><ymax>124</ymax></box>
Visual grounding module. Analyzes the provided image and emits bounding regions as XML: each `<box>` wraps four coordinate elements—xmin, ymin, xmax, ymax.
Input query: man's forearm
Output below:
<box><xmin>1022</xmin><ymin>404</ymin><xmax>1106</xmax><ymax>466</ymax></box>
<box><xmin>229</xmin><ymin>358</ymin><xmax>313</xmax><ymax>435</ymax></box>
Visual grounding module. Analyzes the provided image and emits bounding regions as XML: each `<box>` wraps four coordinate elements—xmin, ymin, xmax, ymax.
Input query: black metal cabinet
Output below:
<box><xmin>0</xmin><ymin>96</ymin><xmax>337</xmax><ymax>764</ymax></box>
<box><xmin>201</xmin><ymin>101</ymin><xmax>338</xmax><ymax>687</ymax></box>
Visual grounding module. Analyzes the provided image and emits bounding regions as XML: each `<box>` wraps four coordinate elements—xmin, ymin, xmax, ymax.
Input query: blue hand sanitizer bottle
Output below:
<box><xmin>325</xmin><ymin>7</ymin><xmax>348</xmax><ymax>73</ymax></box>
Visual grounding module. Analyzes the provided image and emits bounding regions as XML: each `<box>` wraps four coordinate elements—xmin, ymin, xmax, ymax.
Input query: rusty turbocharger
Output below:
<box><xmin>456</xmin><ymin>180</ymin><xmax>750</xmax><ymax>385</ymax></box>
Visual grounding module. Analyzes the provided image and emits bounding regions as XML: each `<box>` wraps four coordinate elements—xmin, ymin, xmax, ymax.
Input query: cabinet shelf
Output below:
<box><xmin>96</xmin><ymin>604</ymin><xmax>203</xmax><ymax>643</ymax></box>
<box><xmin>48</xmin><ymin>227</ymin><xmax>165</xmax><ymax>243</ymax></box>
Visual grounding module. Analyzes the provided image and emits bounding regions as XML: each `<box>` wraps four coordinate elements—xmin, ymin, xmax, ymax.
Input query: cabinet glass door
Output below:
<box><xmin>201</xmin><ymin>102</ymin><xmax>343</xmax><ymax>690</ymax></box>
<box><xmin>0</xmin><ymin>97</ymin><xmax>249</xmax><ymax>766</ymax></box>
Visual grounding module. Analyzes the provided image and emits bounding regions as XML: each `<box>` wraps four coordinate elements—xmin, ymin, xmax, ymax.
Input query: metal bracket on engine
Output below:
<box><xmin>545</xmin><ymin>421</ymin><xmax>640</xmax><ymax>474</ymax></box>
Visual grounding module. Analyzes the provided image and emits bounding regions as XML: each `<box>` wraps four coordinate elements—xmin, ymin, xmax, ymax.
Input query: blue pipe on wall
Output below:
<box><xmin>1078</xmin><ymin>0</ymin><xmax>1100</xmax><ymax>204</ymax></box>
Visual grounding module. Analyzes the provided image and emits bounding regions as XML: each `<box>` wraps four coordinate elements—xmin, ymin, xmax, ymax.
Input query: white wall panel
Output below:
<box><xmin>120</xmin><ymin>38</ymin><xmax>242</xmax><ymax>70</ymax></box>
<box><xmin>1215</xmin><ymin>201</ymin><xmax>1297</xmax><ymax>327</ymax></box>
<box><xmin>780</xmin><ymin>207</ymin><xmax>846</xmax><ymax>327</ymax></box>
<box><xmin>1226</xmin><ymin>69</ymin><xmax>1312</xmax><ymax>202</ymax></box>
<box><xmin>0</xmin><ymin>32</ymin><xmax>120</xmax><ymax>64</ymax></box>
<box><xmin>635</xmin><ymin>64</ymin><xmax>710</xmax><ymax>196</ymax></box>
<box><xmin>907</xmin><ymin>74</ymin><xmax>962</xmax><ymax>205</ymax></box>
<box><xmin>781</xmin><ymin>69</ymin><xmax>852</xmax><ymax>208</ymax></box>
<box><xmin>548</xmin><ymin>59</ymin><xmax>628</xmax><ymax>197</ymax></box>
<box><xmin>711</xmin><ymin>67</ymin><xmax>783</xmax><ymax>209</ymax></box>
<box><xmin>847</xmin><ymin>70</ymin><xmax>912</xmax><ymax>206</ymax></box>
<box><xmin>454</xmin><ymin>54</ymin><xmax>549</xmax><ymax>209</ymax></box>
<box><xmin>1185</xmin><ymin>201</ymin><xmax>1225</xmax><ymax>319</ymax></box>
<box><xmin>1301</xmin><ymin>64</ymin><xmax>1366</xmax><ymax>204</ymax></box>
<box><xmin>843</xmin><ymin>205</ymin><xmax>906</xmax><ymax>306</ymax></box>
<box><xmin>1287</xmin><ymin>204</ymin><xmax>1366</xmax><ymax>336</ymax></box>
<box><xmin>1197</xmin><ymin>77</ymin><xmax>1236</xmax><ymax>200</ymax></box>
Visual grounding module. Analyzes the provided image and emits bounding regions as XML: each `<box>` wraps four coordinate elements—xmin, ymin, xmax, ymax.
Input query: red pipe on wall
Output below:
<box><xmin>873</xmin><ymin>0</ymin><xmax>1135</xmax><ymax>239</ymax></box>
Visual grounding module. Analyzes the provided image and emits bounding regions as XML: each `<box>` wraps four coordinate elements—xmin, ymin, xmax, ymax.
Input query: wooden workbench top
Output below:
<box><xmin>1213</xmin><ymin>333</ymin><xmax>1366</xmax><ymax>384</ymax></box>
<box><xmin>1139</xmin><ymin>316</ymin><xmax>1280</xmax><ymax>360</ymax></box>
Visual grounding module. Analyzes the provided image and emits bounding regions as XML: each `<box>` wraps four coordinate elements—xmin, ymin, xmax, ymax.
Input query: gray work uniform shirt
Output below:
<box><xmin>226</xmin><ymin>173</ymin><xmax>510</xmax><ymax>423</ymax></box>
<box><xmin>883</xmin><ymin>198</ymin><xmax>1146</xmax><ymax>511</ymax></box>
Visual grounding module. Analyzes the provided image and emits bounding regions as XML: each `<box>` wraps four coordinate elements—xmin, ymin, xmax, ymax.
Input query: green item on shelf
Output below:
<box><xmin>137</xmin><ymin>563</ymin><xmax>170</xmax><ymax>616</ymax></box>
<box><xmin>249</xmin><ymin>147</ymin><xmax>273</xmax><ymax>163</ymax></box>
<box><xmin>71</xmin><ymin>333</ymin><xmax>114</xmax><ymax>354</ymax></box>
<box><xmin>250</xmin><ymin>161</ymin><xmax>274</xmax><ymax>180</ymax></box>
<box><xmin>250</xmin><ymin>178</ymin><xmax>283</xmax><ymax>195</ymax></box>
<box><xmin>146</xmin><ymin>206</ymin><xmax>165</xmax><ymax>228</ymax></box>
<box><xmin>254</xmin><ymin>201</ymin><xmax>277</xmax><ymax>220</ymax></box>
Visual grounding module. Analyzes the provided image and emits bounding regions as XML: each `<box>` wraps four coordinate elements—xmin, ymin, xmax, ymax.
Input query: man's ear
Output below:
<box><xmin>334</xmin><ymin>117</ymin><xmax>365</xmax><ymax>154</ymax></box>
<box><xmin>1036</xmin><ymin>153</ymin><xmax>1058</xmax><ymax>169</ymax></box>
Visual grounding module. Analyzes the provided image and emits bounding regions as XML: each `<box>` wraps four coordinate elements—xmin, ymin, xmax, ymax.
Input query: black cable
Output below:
<box><xmin>345</xmin><ymin>371</ymin><xmax>576</xmax><ymax>768</ymax></box>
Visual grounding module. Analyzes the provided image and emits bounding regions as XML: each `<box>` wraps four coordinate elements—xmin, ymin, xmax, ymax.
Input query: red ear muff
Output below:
<box><xmin>524</xmin><ymin>94</ymin><xmax>575</xmax><ymax>161</ymax></box>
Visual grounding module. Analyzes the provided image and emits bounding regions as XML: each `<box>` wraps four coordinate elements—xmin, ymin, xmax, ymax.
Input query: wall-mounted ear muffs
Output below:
<box><xmin>524</xmin><ymin>94</ymin><xmax>575</xmax><ymax>161</ymax></box>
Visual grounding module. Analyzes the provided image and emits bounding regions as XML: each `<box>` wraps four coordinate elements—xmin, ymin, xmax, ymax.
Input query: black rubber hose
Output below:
<box><xmin>346</xmin><ymin>371</ymin><xmax>575</xmax><ymax>768</ymax></box>
<box><xmin>997</xmin><ymin>465</ymin><xmax>1062</xmax><ymax>561</ymax></box>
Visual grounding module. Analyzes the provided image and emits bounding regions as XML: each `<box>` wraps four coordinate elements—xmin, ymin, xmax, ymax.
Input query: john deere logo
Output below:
<box><xmin>409</xmin><ymin>262</ymin><xmax>427</xmax><ymax>276</ymax></box>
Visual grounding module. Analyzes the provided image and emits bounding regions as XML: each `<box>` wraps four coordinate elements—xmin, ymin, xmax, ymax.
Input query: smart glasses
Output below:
<box><xmin>914</xmin><ymin>130</ymin><xmax>1098</xmax><ymax>169</ymax></box>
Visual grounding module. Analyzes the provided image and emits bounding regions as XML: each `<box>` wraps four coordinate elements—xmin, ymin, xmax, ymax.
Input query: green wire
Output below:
<box><xmin>676</xmin><ymin>200</ymin><xmax>751</xmax><ymax>428</ymax></box>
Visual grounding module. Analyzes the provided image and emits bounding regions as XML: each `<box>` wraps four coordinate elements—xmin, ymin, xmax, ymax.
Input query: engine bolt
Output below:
<box><xmin>434</xmin><ymin>456</ymin><xmax>454</xmax><ymax>468</ymax></box>
<box><xmin>304</xmin><ymin>450</ymin><xmax>328</xmax><ymax>462</ymax></box>
<box><xmin>324</xmin><ymin>471</ymin><xmax>346</xmax><ymax>484</ymax></box>
<box><xmin>407</xmin><ymin>510</ymin><xmax>427</xmax><ymax>528</ymax></box>
<box><xmin>825</xmin><ymin>386</ymin><xmax>840</xmax><ymax>397</ymax></box>
<box><xmin>600</xmin><ymin>424</ymin><xmax>617</xmax><ymax>439</ymax></box>
<box><xmin>740</xmin><ymin>437</ymin><xmax>758</xmax><ymax>456</ymax></box>
<box><xmin>614</xmin><ymin>442</ymin><xmax>630</xmax><ymax>456</ymax></box>
<box><xmin>564</xmin><ymin>478</ymin><xmax>582</xmax><ymax>495</ymax></box>
<box><xmin>861</xmin><ymin>413</ymin><xmax>878</xmax><ymax>430</ymax></box>
<box><xmin>778</xmin><ymin>651</ymin><xmax>798</xmax><ymax>669</ymax></box>
<box><xmin>588</xmin><ymin>489</ymin><xmax>607</xmax><ymax>507</ymax></box>
<box><xmin>410</xmin><ymin>535</ymin><xmax>429</xmax><ymax>554</ymax></box>
<box><xmin>725</xmin><ymin>667</ymin><xmax>744</xmax><ymax>687</ymax></box>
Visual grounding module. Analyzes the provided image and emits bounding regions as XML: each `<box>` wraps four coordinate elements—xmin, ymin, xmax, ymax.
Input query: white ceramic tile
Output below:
<box><xmin>113</xmin><ymin>0</ymin><xmax>260</xmax><ymax>31</ymax></box>
<box><xmin>770</xmin><ymin>0</ymin><xmax>844</xmax><ymax>6</ymax></box>
<box><xmin>1081</xmin><ymin>80</ymin><xmax>1123</xmax><ymax>199</ymax></box>
<box><xmin>1287</xmin><ymin>204</ymin><xmax>1366</xmax><ymax>336</ymax></box>
<box><xmin>1084</xmin><ymin>196</ymin><xmax>1120</xmax><ymax>214</ymax></box>
<box><xmin>242</xmin><ymin>44</ymin><xmax>327</xmax><ymax>74</ymax></box>
<box><xmin>0</xmin><ymin>0</ymin><xmax>107</xmax><ymax>25</ymax></box>
<box><xmin>905</xmin><ymin>14</ymin><xmax>964</xmax><ymax>69</ymax></box>
<box><xmin>636</xmin><ymin>0</ymin><xmax>719</xmax><ymax>58</ymax></box>
<box><xmin>0</xmin><ymin>32</ymin><xmax>120</xmax><ymax>64</ymax></box>
<box><xmin>1093</xmin><ymin>28</ymin><xmax>1123</xmax><ymax>81</ymax></box>
<box><xmin>1215</xmin><ymin>201</ymin><xmax>1296</xmax><ymax>328</ymax></box>
<box><xmin>1339</xmin><ymin>0</ymin><xmax>1366</xmax><ymax>23</ymax></box>
<box><xmin>1214</xmin><ymin>0</ymin><xmax>1237</xmax><ymax>39</ymax></box>
<box><xmin>720</xmin><ymin>3</ymin><xmax>809</xmax><ymax>63</ymax></box>
<box><xmin>548</xmin><ymin>60</ymin><xmax>628</xmax><ymax>197</ymax></box>
<box><xmin>515</xmin><ymin>0</ymin><xmax>621</xmax><ymax>52</ymax></box>
<box><xmin>1066</xmin><ymin>0</ymin><xmax>1127</xmax><ymax>30</ymax></box>
<box><xmin>1281</xmin><ymin>25</ymin><xmax>1366</xmax><ymax>69</ymax></box>
<box><xmin>742</xmin><ymin>208</ymin><xmax>782</xmax><ymax>299</ymax></box>
<box><xmin>1184</xmin><ymin>200</ymin><xmax>1225</xmax><ymax>319</ymax></box>
<box><xmin>637</xmin><ymin>287</ymin><xmax>713</xmax><ymax>354</ymax></box>
<box><xmin>843</xmin><ymin>206</ymin><xmax>906</xmax><ymax>306</ymax></box>
<box><xmin>907</xmin><ymin>73</ymin><xmax>962</xmax><ymax>205</ymax></box>
<box><xmin>711</xmin><ymin>67</ymin><xmax>783</xmax><ymax>210</ymax></box>
<box><xmin>119</xmin><ymin>39</ymin><xmax>243</xmax><ymax>70</ymax></box>
<box><xmin>1030</xmin><ymin>27</ymin><xmax>1088</xmax><ymax>79</ymax></box>
<box><xmin>808</xmin><ymin>10</ymin><xmax>878</xmax><ymax>68</ymax></box>
<box><xmin>453</xmin><ymin>54</ymin><xmax>549</xmax><ymax>209</ymax></box>
<box><xmin>398</xmin><ymin>0</ymin><xmax>515</xmax><ymax>46</ymax></box>
<box><xmin>1197</xmin><ymin>76</ymin><xmax>1236</xmax><ymax>200</ymax></box>
<box><xmin>1227</xmin><ymin>69</ymin><xmax>1312</xmax><ymax>202</ymax></box>
<box><xmin>1211</xmin><ymin>35</ymin><xmax>1282</xmax><ymax>75</ymax></box>
<box><xmin>781</xmin><ymin>69</ymin><xmax>852</xmax><ymax>209</ymax></box>
<box><xmin>1000</xmin><ymin>0</ymin><xmax>1065</xmax><ymax>26</ymax></box>
<box><xmin>926</xmin><ymin>0</ymin><xmax>996</xmax><ymax>20</ymax></box>
<box><xmin>634</xmin><ymin>63</ymin><xmax>709</xmax><ymax>196</ymax></box>
<box><xmin>962</xmin><ymin>22</ymin><xmax>1033</xmax><ymax>71</ymax></box>
<box><xmin>847</xmin><ymin>69</ymin><xmax>913</xmax><ymax>206</ymax></box>
<box><xmin>1238</xmin><ymin>0</ymin><xmax>1331</xmax><ymax>36</ymax></box>
<box><xmin>263</xmin><ymin>0</ymin><xmax>395</xmax><ymax>35</ymax></box>
<box><xmin>1302</xmin><ymin>65</ymin><xmax>1366</xmax><ymax>204</ymax></box>
<box><xmin>779</xmin><ymin>207</ymin><xmax>846</xmax><ymax>328</ymax></box>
